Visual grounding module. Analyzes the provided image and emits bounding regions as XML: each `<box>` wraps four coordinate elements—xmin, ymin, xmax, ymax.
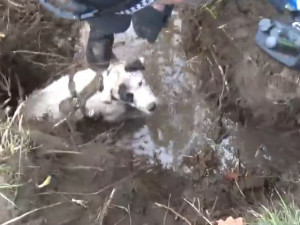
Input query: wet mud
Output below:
<box><xmin>2</xmin><ymin>0</ymin><xmax>300</xmax><ymax>224</ymax></box>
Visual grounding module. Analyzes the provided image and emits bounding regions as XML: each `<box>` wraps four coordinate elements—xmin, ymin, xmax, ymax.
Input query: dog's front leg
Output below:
<box><xmin>57</xmin><ymin>98</ymin><xmax>83</xmax><ymax>149</ymax></box>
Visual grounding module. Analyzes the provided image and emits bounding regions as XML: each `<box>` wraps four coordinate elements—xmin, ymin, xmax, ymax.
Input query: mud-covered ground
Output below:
<box><xmin>1</xmin><ymin>0</ymin><xmax>300</xmax><ymax>224</ymax></box>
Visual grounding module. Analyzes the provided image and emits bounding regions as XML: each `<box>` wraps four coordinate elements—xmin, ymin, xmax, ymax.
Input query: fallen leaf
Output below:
<box><xmin>0</xmin><ymin>32</ymin><xmax>5</xmax><ymax>41</ymax></box>
<box><xmin>225</xmin><ymin>171</ymin><xmax>239</xmax><ymax>182</ymax></box>
<box><xmin>217</xmin><ymin>216</ymin><xmax>245</xmax><ymax>225</ymax></box>
<box><xmin>37</xmin><ymin>175</ymin><xmax>52</xmax><ymax>189</ymax></box>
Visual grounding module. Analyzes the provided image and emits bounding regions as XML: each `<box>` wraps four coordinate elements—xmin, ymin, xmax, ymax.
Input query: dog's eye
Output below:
<box><xmin>125</xmin><ymin>93</ymin><xmax>134</xmax><ymax>103</ymax></box>
<box><xmin>138</xmin><ymin>81</ymin><xmax>142</xmax><ymax>86</ymax></box>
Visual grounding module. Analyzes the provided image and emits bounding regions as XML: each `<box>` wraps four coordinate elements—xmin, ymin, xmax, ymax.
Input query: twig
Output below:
<box><xmin>0</xmin><ymin>72</ymin><xmax>11</xmax><ymax>92</ymax></box>
<box><xmin>98</xmin><ymin>188</ymin><xmax>116</xmax><ymax>225</ymax></box>
<box><xmin>8</xmin><ymin>102</ymin><xmax>24</xmax><ymax>129</ymax></box>
<box><xmin>113</xmin><ymin>204</ymin><xmax>132</xmax><ymax>225</ymax></box>
<box><xmin>14</xmin><ymin>140</ymin><xmax>22</xmax><ymax>201</ymax></box>
<box><xmin>13</xmin><ymin>74</ymin><xmax>24</xmax><ymax>102</ymax></box>
<box><xmin>71</xmin><ymin>198</ymin><xmax>88</xmax><ymax>208</ymax></box>
<box><xmin>12</xmin><ymin>50</ymin><xmax>66</xmax><ymax>59</ymax></box>
<box><xmin>175</xmin><ymin>201</ymin><xmax>187</xmax><ymax>220</ymax></box>
<box><xmin>53</xmin><ymin>117</ymin><xmax>67</xmax><ymax>128</ymax></box>
<box><xmin>210</xmin><ymin>196</ymin><xmax>218</xmax><ymax>216</ymax></box>
<box><xmin>65</xmin><ymin>118</ymin><xmax>79</xmax><ymax>151</ymax></box>
<box><xmin>209</xmin><ymin>47</ymin><xmax>228</xmax><ymax>111</ymax></box>
<box><xmin>61</xmin><ymin>166</ymin><xmax>104</xmax><ymax>172</ymax></box>
<box><xmin>155</xmin><ymin>202</ymin><xmax>192</xmax><ymax>225</ymax></box>
<box><xmin>183</xmin><ymin>198</ymin><xmax>213</xmax><ymax>225</ymax></box>
<box><xmin>38</xmin><ymin>150</ymin><xmax>82</xmax><ymax>155</ymax></box>
<box><xmin>163</xmin><ymin>194</ymin><xmax>171</xmax><ymax>225</ymax></box>
<box><xmin>0</xmin><ymin>183</ymin><xmax>24</xmax><ymax>189</ymax></box>
<box><xmin>234</xmin><ymin>179</ymin><xmax>245</xmax><ymax>198</ymax></box>
<box><xmin>6</xmin><ymin>0</ymin><xmax>23</xmax><ymax>8</ymax></box>
<box><xmin>0</xmin><ymin>72</ymin><xmax>11</xmax><ymax>108</ymax></box>
<box><xmin>0</xmin><ymin>192</ymin><xmax>16</xmax><ymax>208</ymax></box>
<box><xmin>0</xmin><ymin>202</ymin><xmax>64</xmax><ymax>225</ymax></box>
<box><xmin>127</xmin><ymin>205</ymin><xmax>132</xmax><ymax>225</ymax></box>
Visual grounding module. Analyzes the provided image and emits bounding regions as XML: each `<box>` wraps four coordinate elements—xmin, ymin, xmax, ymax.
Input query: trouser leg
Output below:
<box><xmin>132</xmin><ymin>5</ymin><xmax>174</xmax><ymax>43</ymax></box>
<box><xmin>85</xmin><ymin>14</ymin><xmax>131</xmax><ymax>69</ymax></box>
<box><xmin>86</xmin><ymin>32</ymin><xmax>114</xmax><ymax>69</ymax></box>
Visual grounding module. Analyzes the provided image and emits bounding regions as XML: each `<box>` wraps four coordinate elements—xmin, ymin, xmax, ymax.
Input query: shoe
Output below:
<box><xmin>132</xmin><ymin>5</ymin><xmax>174</xmax><ymax>43</ymax></box>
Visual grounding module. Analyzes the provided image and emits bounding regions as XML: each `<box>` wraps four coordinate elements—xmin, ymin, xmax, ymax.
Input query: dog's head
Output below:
<box><xmin>103</xmin><ymin>58</ymin><xmax>158</xmax><ymax>114</ymax></box>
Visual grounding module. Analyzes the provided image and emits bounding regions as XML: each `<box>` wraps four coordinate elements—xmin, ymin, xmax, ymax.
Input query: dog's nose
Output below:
<box><xmin>147</xmin><ymin>102</ymin><xmax>156</xmax><ymax>112</ymax></box>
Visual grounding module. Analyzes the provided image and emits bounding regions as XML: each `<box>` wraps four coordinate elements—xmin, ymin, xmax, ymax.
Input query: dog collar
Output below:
<box><xmin>63</xmin><ymin>71</ymin><xmax>104</xmax><ymax>119</ymax></box>
<box><xmin>118</xmin><ymin>0</ymin><xmax>157</xmax><ymax>15</ymax></box>
<box><xmin>39</xmin><ymin>0</ymin><xmax>157</xmax><ymax>20</ymax></box>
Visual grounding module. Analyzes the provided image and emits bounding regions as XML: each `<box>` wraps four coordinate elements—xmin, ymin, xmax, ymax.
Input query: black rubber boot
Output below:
<box><xmin>86</xmin><ymin>33</ymin><xmax>114</xmax><ymax>69</ymax></box>
<box><xmin>132</xmin><ymin>5</ymin><xmax>174</xmax><ymax>43</ymax></box>
<box><xmin>86</xmin><ymin>14</ymin><xmax>131</xmax><ymax>69</ymax></box>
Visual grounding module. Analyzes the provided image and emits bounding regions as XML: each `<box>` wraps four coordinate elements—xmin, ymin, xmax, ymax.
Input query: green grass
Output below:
<box><xmin>0</xmin><ymin>107</ymin><xmax>34</xmax><ymax>192</ymax></box>
<box><xmin>0</xmin><ymin>112</ymin><xmax>32</xmax><ymax>158</ymax></box>
<box><xmin>203</xmin><ymin>0</ymin><xmax>224</xmax><ymax>19</ymax></box>
<box><xmin>251</xmin><ymin>194</ymin><xmax>300</xmax><ymax>225</ymax></box>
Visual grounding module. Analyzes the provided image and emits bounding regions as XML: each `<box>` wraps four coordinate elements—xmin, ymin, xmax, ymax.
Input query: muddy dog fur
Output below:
<box><xmin>22</xmin><ymin>59</ymin><xmax>158</xmax><ymax>136</ymax></box>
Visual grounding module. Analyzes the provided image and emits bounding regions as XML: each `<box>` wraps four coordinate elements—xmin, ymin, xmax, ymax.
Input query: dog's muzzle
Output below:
<box><xmin>147</xmin><ymin>102</ymin><xmax>156</xmax><ymax>112</ymax></box>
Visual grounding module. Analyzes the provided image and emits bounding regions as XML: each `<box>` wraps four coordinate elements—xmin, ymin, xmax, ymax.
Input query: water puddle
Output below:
<box><xmin>114</xmin><ymin>11</ymin><xmax>238</xmax><ymax>170</ymax></box>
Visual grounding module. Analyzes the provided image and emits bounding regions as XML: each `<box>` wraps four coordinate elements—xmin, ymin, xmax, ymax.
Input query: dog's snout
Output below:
<box><xmin>147</xmin><ymin>102</ymin><xmax>156</xmax><ymax>112</ymax></box>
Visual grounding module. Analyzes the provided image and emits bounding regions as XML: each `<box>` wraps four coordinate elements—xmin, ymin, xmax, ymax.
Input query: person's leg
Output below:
<box><xmin>132</xmin><ymin>5</ymin><xmax>174</xmax><ymax>43</ymax></box>
<box><xmin>153</xmin><ymin>0</ymin><xmax>211</xmax><ymax>11</ymax></box>
<box><xmin>86</xmin><ymin>31</ymin><xmax>114</xmax><ymax>69</ymax></box>
<box><xmin>85</xmin><ymin>14</ymin><xmax>131</xmax><ymax>69</ymax></box>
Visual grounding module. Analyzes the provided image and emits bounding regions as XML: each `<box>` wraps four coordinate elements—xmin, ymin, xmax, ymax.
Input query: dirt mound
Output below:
<box><xmin>181</xmin><ymin>0</ymin><xmax>300</xmax><ymax>172</ymax></box>
<box><xmin>0</xmin><ymin>0</ymin><xmax>81</xmax><ymax>108</ymax></box>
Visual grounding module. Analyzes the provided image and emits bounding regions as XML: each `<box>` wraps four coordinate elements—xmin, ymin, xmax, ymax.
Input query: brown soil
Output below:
<box><xmin>182</xmin><ymin>0</ymin><xmax>300</xmax><ymax>172</ymax></box>
<box><xmin>0</xmin><ymin>0</ymin><xmax>81</xmax><ymax>109</ymax></box>
<box><xmin>1</xmin><ymin>0</ymin><xmax>300</xmax><ymax>225</ymax></box>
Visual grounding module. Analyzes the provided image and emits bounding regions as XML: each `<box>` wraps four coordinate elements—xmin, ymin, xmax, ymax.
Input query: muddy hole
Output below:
<box><xmin>1</xmin><ymin>0</ymin><xmax>300</xmax><ymax>224</ymax></box>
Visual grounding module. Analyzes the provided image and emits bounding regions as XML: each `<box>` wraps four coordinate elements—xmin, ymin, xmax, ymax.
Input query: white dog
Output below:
<box><xmin>23</xmin><ymin>59</ymin><xmax>158</xmax><ymax>125</ymax></box>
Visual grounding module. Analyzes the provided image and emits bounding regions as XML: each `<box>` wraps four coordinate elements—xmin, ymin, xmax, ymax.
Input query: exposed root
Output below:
<box><xmin>0</xmin><ymin>72</ymin><xmax>11</xmax><ymax>108</ymax></box>
<box><xmin>184</xmin><ymin>198</ymin><xmax>213</xmax><ymax>225</ymax></box>
<box><xmin>155</xmin><ymin>202</ymin><xmax>192</xmax><ymax>225</ymax></box>
<box><xmin>37</xmin><ymin>149</ymin><xmax>82</xmax><ymax>155</ymax></box>
<box><xmin>209</xmin><ymin>46</ymin><xmax>228</xmax><ymax>112</ymax></box>
<box><xmin>0</xmin><ymin>192</ymin><xmax>16</xmax><ymax>208</ymax></box>
<box><xmin>97</xmin><ymin>188</ymin><xmax>116</xmax><ymax>225</ymax></box>
<box><xmin>113</xmin><ymin>204</ymin><xmax>132</xmax><ymax>225</ymax></box>
<box><xmin>0</xmin><ymin>0</ymin><xmax>81</xmax><ymax>108</ymax></box>
<box><xmin>163</xmin><ymin>194</ymin><xmax>171</xmax><ymax>225</ymax></box>
<box><xmin>0</xmin><ymin>202</ymin><xmax>64</xmax><ymax>225</ymax></box>
<box><xmin>61</xmin><ymin>166</ymin><xmax>104</xmax><ymax>172</ymax></box>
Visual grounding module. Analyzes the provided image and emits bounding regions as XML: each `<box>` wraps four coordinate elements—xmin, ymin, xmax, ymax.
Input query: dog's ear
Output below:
<box><xmin>124</xmin><ymin>58</ymin><xmax>145</xmax><ymax>72</ymax></box>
